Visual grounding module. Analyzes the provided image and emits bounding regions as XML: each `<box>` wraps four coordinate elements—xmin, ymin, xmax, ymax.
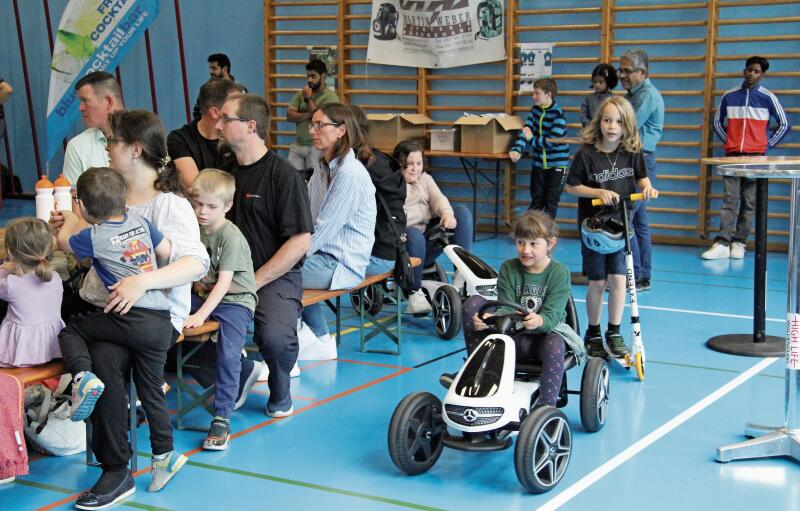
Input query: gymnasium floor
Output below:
<box><xmin>1</xmin><ymin>199</ymin><xmax>798</xmax><ymax>511</ymax></box>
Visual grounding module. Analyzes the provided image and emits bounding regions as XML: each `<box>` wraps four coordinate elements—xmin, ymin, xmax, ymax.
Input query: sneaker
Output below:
<box><xmin>635</xmin><ymin>278</ymin><xmax>651</xmax><ymax>292</ymax></box>
<box><xmin>76</xmin><ymin>470</ymin><xmax>135</xmax><ymax>510</ymax></box>
<box><xmin>202</xmin><ymin>417</ymin><xmax>231</xmax><ymax>451</ymax></box>
<box><xmin>257</xmin><ymin>362</ymin><xmax>301</xmax><ymax>380</ymax></box>
<box><xmin>0</xmin><ymin>476</ymin><xmax>14</xmax><ymax>485</ymax></box>
<box><xmin>406</xmin><ymin>289</ymin><xmax>431</xmax><ymax>314</ymax></box>
<box><xmin>266</xmin><ymin>400</ymin><xmax>294</xmax><ymax>418</ymax></box>
<box><xmin>606</xmin><ymin>332</ymin><xmax>630</xmax><ymax>357</ymax></box>
<box><xmin>148</xmin><ymin>451</ymin><xmax>187</xmax><ymax>492</ymax></box>
<box><xmin>701</xmin><ymin>242</ymin><xmax>730</xmax><ymax>260</ymax></box>
<box><xmin>71</xmin><ymin>372</ymin><xmax>105</xmax><ymax>422</ymax></box>
<box><xmin>298</xmin><ymin>332</ymin><xmax>337</xmax><ymax>361</ymax></box>
<box><xmin>234</xmin><ymin>360</ymin><xmax>264</xmax><ymax>411</ymax></box>
<box><xmin>730</xmin><ymin>241</ymin><xmax>746</xmax><ymax>259</ymax></box>
<box><xmin>584</xmin><ymin>331</ymin><xmax>605</xmax><ymax>358</ymax></box>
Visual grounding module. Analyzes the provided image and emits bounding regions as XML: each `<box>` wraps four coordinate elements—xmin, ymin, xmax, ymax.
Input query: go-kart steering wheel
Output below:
<box><xmin>426</xmin><ymin>223</ymin><xmax>456</xmax><ymax>248</ymax></box>
<box><xmin>477</xmin><ymin>300</ymin><xmax>528</xmax><ymax>335</ymax></box>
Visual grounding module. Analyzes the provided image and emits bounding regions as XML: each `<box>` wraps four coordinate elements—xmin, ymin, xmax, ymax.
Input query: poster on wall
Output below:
<box><xmin>46</xmin><ymin>0</ymin><xmax>160</xmax><ymax>162</ymax></box>
<box><xmin>366</xmin><ymin>0</ymin><xmax>506</xmax><ymax>69</ymax></box>
<box><xmin>308</xmin><ymin>46</ymin><xmax>337</xmax><ymax>90</ymax></box>
<box><xmin>519</xmin><ymin>43</ymin><xmax>554</xmax><ymax>92</ymax></box>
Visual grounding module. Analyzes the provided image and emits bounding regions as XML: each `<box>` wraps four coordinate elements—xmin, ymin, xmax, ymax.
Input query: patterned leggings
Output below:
<box><xmin>462</xmin><ymin>295</ymin><xmax>566</xmax><ymax>407</ymax></box>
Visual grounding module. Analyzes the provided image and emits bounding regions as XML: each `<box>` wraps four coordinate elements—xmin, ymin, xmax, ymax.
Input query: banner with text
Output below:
<box><xmin>46</xmin><ymin>0</ymin><xmax>159</xmax><ymax>162</ymax></box>
<box><xmin>367</xmin><ymin>0</ymin><xmax>505</xmax><ymax>69</ymax></box>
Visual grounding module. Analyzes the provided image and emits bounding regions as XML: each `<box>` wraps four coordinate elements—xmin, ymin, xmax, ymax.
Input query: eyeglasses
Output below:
<box><xmin>221</xmin><ymin>114</ymin><xmax>250</xmax><ymax>124</ymax></box>
<box><xmin>309</xmin><ymin>121</ymin><xmax>342</xmax><ymax>132</ymax></box>
<box><xmin>617</xmin><ymin>67</ymin><xmax>641</xmax><ymax>76</ymax></box>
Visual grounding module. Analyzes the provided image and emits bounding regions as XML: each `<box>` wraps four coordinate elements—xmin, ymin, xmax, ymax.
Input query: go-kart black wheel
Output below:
<box><xmin>580</xmin><ymin>357</ymin><xmax>609</xmax><ymax>433</ymax></box>
<box><xmin>350</xmin><ymin>285</ymin><xmax>384</xmax><ymax>316</ymax></box>
<box><xmin>388</xmin><ymin>392</ymin><xmax>447</xmax><ymax>475</ymax></box>
<box><xmin>433</xmin><ymin>286</ymin><xmax>461</xmax><ymax>339</ymax></box>
<box><xmin>514</xmin><ymin>406</ymin><xmax>572</xmax><ymax>494</ymax></box>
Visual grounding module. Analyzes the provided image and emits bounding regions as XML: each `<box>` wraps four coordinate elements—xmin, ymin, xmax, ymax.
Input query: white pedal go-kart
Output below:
<box><xmin>387</xmin><ymin>298</ymin><xmax>610</xmax><ymax>493</ymax></box>
<box><xmin>352</xmin><ymin>226</ymin><xmax>498</xmax><ymax>339</ymax></box>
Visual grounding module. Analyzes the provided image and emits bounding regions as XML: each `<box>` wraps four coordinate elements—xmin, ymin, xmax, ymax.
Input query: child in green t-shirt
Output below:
<box><xmin>462</xmin><ymin>210</ymin><xmax>574</xmax><ymax>407</ymax></box>
<box><xmin>187</xmin><ymin>169</ymin><xmax>258</xmax><ymax>450</ymax></box>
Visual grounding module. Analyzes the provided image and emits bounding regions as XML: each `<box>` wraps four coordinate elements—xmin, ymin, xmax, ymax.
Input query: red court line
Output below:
<box><xmin>33</xmin><ymin>366</ymin><xmax>411</xmax><ymax>511</ymax></box>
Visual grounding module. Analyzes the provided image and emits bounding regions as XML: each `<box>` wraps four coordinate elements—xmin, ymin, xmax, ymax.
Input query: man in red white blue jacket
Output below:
<box><xmin>702</xmin><ymin>56</ymin><xmax>791</xmax><ymax>260</ymax></box>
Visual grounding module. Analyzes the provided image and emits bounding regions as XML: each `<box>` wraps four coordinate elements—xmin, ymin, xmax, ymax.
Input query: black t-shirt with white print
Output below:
<box><xmin>227</xmin><ymin>150</ymin><xmax>314</xmax><ymax>272</ymax></box>
<box><xmin>566</xmin><ymin>143</ymin><xmax>648</xmax><ymax>223</ymax></box>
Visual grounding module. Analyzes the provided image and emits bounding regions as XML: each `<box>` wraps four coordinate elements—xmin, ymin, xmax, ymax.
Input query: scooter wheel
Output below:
<box><xmin>515</xmin><ymin>406</ymin><xmax>572</xmax><ymax>493</ymax></box>
<box><xmin>388</xmin><ymin>392</ymin><xmax>447</xmax><ymax>475</ymax></box>
<box><xmin>432</xmin><ymin>286</ymin><xmax>462</xmax><ymax>339</ymax></box>
<box><xmin>634</xmin><ymin>352</ymin><xmax>645</xmax><ymax>381</ymax></box>
<box><xmin>580</xmin><ymin>357</ymin><xmax>609</xmax><ymax>433</ymax></box>
<box><xmin>350</xmin><ymin>285</ymin><xmax>384</xmax><ymax>316</ymax></box>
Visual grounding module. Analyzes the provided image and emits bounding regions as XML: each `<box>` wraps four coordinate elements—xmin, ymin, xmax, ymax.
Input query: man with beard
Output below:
<box><xmin>168</xmin><ymin>78</ymin><xmax>243</xmax><ymax>191</ymax></box>
<box><xmin>286</xmin><ymin>60</ymin><xmax>339</xmax><ymax>173</ymax></box>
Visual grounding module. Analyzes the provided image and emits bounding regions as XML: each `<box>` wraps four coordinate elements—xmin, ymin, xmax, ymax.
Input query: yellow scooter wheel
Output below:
<box><xmin>634</xmin><ymin>352</ymin><xmax>645</xmax><ymax>381</ymax></box>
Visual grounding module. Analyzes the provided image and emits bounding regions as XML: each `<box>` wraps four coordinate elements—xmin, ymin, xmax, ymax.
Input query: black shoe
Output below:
<box><xmin>439</xmin><ymin>372</ymin><xmax>456</xmax><ymax>389</ymax></box>
<box><xmin>584</xmin><ymin>331</ymin><xmax>605</xmax><ymax>358</ymax></box>
<box><xmin>635</xmin><ymin>278</ymin><xmax>651</xmax><ymax>292</ymax></box>
<box><xmin>605</xmin><ymin>332</ymin><xmax>630</xmax><ymax>357</ymax></box>
<box><xmin>75</xmin><ymin>471</ymin><xmax>135</xmax><ymax>510</ymax></box>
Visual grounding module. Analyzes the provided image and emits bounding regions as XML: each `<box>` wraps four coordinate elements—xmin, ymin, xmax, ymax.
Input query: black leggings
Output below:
<box><xmin>462</xmin><ymin>295</ymin><xmax>566</xmax><ymax>406</ymax></box>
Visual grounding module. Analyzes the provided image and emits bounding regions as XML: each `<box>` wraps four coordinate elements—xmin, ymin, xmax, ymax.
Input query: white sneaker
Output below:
<box><xmin>298</xmin><ymin>332</ymin><xmax>338</xmax><ymax>361</ymax></box>
<box><xmin>256</xmin><ymin>362</ymin><xmax>300</xmax><ymax>380</ymax></box>
<box><xmin>406</xmin><ymin>289</ymin><xmax>431</xmax><ymax>314</ymax></box>
<box><xmin>701</xmin><ymin>242</ymin><xmax>730</xmax><ymax>260</ymax></box>
<box><xmin>730</xmin><ymin>241</ymin><xmax>746</xmax><ymax>259</ymax></box>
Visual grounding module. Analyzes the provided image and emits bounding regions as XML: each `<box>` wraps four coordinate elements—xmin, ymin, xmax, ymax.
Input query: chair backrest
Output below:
<box><xmin>565</xmin><ymin>295</ymin><xmax>579</xmax><ymax>334</ymax></box>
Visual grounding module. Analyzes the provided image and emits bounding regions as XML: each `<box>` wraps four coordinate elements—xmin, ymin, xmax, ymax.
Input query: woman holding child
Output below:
<box><xmin>52</xmin><ymin>110</ymin><xmax>208</xmax><ymax>509</ymax></box>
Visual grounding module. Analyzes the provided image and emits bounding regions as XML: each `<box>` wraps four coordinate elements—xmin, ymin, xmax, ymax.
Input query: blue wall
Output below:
<box><xmin>0</xmin><ymin>0</ymin><xmax>264</xmax><ymax>191</ymax></box>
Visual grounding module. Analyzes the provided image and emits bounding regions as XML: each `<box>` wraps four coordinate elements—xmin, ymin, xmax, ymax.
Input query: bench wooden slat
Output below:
<box><xmin>0</xmin><ymin>360</ymin><xmax>66</xmax><ymax>385</ymax></box>
<box><xmin>182</xmin><ymin>321</ymin><xmax>220</xmax><ymax>339</ymax></box>
<box><xmin>301</xmin><ymin>257</ymin><xmax>421</xmax><ymax>306</ymax></box>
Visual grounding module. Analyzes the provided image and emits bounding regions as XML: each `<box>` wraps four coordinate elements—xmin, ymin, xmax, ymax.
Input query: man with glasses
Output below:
<box><xmin>619</xmin><ymin>49</ymin><xmax>664</xmax><ymax>292</ymax></box>
<box><xmin>168</xmin><ymin>79</ymin><xmax>243</xmax><ymax>191</ymax></box>
<box><xmin>215</xmin><ymin>93</ymin><xmax>314</xmax><ymax>418</ymax></box>
<box><xmin>63</xmin><ymin>72</ymin><xmax>124</xmax><ymax>187</ymax></box>
<box><xmin>286</xmin><ymin>60</ymin><xmax>339</xmax><ymax>174</ymax></box>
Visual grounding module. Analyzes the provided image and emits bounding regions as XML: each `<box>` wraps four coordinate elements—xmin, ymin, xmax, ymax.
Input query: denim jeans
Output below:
<box><xmin>716</xmin><ymin>175</ymin><xmax>756</xmax><ymax>245</ymax></box>
<box><xmin>365</xmin><ymin>255</ymin><xmax>394</xmax><ymax>276</ymax></box>
<box><xmin>301</xmin><ymin>252</ymin><xmax>339</xmax><ymax>337</ymax></box>
<box><xmin>287</xmin><ymin>142</ymin><xmax>321</xmax><ymax>173</ymax></box>
<box><xmin>630</xmin><ymin>151</ymin><xmax>656</xmax><ymax>280</ymax></box>
<box><xmin>405</xmin><ymin>205</ymin><xmax>473</xmax><ymax>290</ymax></box>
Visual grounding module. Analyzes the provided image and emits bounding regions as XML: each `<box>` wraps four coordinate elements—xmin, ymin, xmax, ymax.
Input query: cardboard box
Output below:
<box><xmin>429</xmin><ymin>128</ymin><xmax>458</xmax><ymax>152</ymax></box>
<box><xmin>454</xmin><ymin>115</ymin><xmax>523</xmax><ymax>154</ymax></box>
<box><xmin>367</xmin><ymin>113</ymin><xmax>433</xmax><ymax>152</ymax></box>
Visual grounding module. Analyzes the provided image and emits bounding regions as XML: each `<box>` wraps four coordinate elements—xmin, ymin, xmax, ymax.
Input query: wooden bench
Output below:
<box><xmin>174</xmin><ymin>322</ymin><xmax>220</xmax><ymax>430</ymax></box>
<box><xmin>0</xmin><ymin>360</ymin><xmax>139</xmax><ymax>472</ymax></box>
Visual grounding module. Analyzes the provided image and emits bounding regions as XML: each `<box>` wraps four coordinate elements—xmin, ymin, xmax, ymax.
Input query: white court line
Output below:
<box><xmin>537</xmin><ymin>356</ymin><xmax>777</xmax><ymax>511</ymax></box>
<box><xmin>573</xmin><ymin>298</ymin><xmax>783</xmax><ymax>323</ymax></box>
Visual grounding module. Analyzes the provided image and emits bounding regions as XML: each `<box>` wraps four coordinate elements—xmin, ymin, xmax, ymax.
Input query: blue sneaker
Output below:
<box><xmin>71</xmin><ymin>372</ymin><xmax>105</xmax><ymax>422</ymax></box>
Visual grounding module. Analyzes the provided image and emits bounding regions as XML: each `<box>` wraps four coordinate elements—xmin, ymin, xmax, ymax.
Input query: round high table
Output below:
<box><xmin>702</xmin><ymin>156</ymin><xmax>800</xmax><ymax>357</ymax></box>
<box><xmin>713</xmin><ymin>161</ymin><xmax>800</xmax><ymax>463</ymax></box>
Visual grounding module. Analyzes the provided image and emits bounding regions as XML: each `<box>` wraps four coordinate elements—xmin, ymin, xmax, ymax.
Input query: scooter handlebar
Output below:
<box><xmin>591</xmin><ymin>192</ymin><xmax>645</xmax><ymax>207</ymax></box>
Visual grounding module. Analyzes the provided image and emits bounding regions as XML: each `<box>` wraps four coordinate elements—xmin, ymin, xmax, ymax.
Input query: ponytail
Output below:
<box><xmin>154</xmin><ymin>155</ymin><xmax>187</xmax><ymax>198</ymax></box>
<box><xmin>34</xmin><ymin>257</ymin><xmax>54</xmax><ymax>283</ymax></box>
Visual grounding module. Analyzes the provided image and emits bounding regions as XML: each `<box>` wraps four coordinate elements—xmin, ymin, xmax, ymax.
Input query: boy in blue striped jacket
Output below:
<box><xmin>509</xmin><ymin>78</ymin><xmax>570</xmax><ymax>218</ymax></box>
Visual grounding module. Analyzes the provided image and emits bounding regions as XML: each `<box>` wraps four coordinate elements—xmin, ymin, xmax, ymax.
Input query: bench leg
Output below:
<box><xmin>359</xmin><ymin>284</ymin><xmax>402</xmax><ymax>355</ymax></box>
<box><xmin>175</xmin><ymin>341</ymin><xmax>216</xmax><ymax>431</ymax></box>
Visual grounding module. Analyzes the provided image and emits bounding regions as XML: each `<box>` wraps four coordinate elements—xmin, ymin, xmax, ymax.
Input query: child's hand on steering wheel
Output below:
<box><xmin>472</xmin><ymin>311</ymin><xmax>493</xmax><ymax>331</ymax></box>
<box><xmin>522</xmin><ymin>313</ymin><xmax>543</xmax><ymax>331</ymax></box>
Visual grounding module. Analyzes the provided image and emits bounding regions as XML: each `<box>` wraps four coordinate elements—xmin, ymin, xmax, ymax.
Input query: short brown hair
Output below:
<box><xmin>76</xmin><ymin>167</ymin><xmax>127</xmax><ymax>220</ymax></box>
<box><xmin>234</xmin><ymin>93</ymin><xmax>270</xmax><ymax>140</ymax></box>
<box><xmin>193</xmin><ymin>168</ymin><xmax>235</xmax><ymax>204</ymax></box>
<box><xmin>513</xmin><ymin>209</ymin><xmax>559</xmax><ymax>241</ymax></box>
<box><xmin>197</xmin><ymin>79</ymin><xmax>241</xmax><ymax>113</ymax></box>
<box><xmin>534</xmin><ymin>77</ymin><xmax>558</xmax><ymax>97</ymax></box>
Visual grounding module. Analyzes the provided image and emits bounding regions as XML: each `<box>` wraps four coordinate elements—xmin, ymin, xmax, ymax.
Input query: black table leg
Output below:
<box><xmin>707</xmin><ymin>178</ymin><xmax>783</xmax><ymax>356</ymax></box>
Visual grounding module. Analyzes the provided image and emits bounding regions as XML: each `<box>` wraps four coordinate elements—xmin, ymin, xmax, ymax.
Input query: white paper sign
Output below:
<box><xmin>519</xmin><ymin>43</ymin><xmax>554</xmax><ymax>92</ymax></box>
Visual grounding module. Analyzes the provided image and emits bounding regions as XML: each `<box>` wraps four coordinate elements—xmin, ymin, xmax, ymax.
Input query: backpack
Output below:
<box><xmin>375</xmin><ymin>190</ymin><xmax>415</xmax><ymax>293</ymax></box>
<box><xmin>24</xmin><ymin>375</ymin><xmax>86</xmax><ymax>456</ymax></box>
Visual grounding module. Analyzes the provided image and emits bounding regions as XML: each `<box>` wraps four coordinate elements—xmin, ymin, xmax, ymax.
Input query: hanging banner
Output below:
<box><xmin>46</xmin><ymin>0</ymin><xmax>160</xmax><ymax>162</ymax></box>
<box><xmin>367</xmin><ymin>0</ymin><xmax>505</xmax><ymax>69</ymax></box>
<box><xmin>519</xmin><ymin>43</ymin><xmax>554</xmax><ymax>92</ymax></box>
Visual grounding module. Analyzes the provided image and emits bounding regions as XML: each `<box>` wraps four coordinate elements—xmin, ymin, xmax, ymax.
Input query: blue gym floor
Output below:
<box><xmin>1</xmin><ymin>198</ymin><xmax>798</xmax><ymax>511</ymax></box>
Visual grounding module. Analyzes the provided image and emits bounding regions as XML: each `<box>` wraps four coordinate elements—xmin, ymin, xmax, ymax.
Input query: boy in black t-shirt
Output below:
<box><xmin>565</xmin><ymin>96</ymin><xmax>657</xmax><ymax>359</ymax></box>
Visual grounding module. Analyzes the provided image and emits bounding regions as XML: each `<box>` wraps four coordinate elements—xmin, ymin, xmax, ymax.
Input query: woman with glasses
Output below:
<box><xmin>51</xmin><ymin>110</ymin><xmax>209</xmax><ymax>508</ymax></box>
<box><xmin>297</xmin><ymin>103</ymin><xmax>377</xmax><ymax>361</ymax></box>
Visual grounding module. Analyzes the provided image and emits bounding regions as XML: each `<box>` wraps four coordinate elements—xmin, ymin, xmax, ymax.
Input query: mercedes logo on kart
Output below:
<box><xmin>463</xmin><ymin>408</ymin><xmax>478</xmax><ymax>422</ymax></box>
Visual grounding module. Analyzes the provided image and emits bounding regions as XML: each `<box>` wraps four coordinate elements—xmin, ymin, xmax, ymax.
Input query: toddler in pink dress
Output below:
<box><xmin>0</xmin><ymin>217</ymin><xmax>64</xmax><ymax>367</ymax></box>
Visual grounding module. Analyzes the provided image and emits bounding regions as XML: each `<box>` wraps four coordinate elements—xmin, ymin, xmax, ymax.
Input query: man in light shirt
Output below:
<box><xmin>63</xmin><ymin>72</ymin><xmax>124</xmax><ymax>186</ymax></box>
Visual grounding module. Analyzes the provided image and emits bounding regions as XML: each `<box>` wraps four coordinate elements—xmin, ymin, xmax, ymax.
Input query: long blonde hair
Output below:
<box><xmin>4</xmin><ymin>217</ymin><xmax>55</xmax><ymax>282</ymax></box>
<box><xmin>580</xmin><ymin>96</ymin><xmax>642</xmax><ymax>153</ymax></box>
